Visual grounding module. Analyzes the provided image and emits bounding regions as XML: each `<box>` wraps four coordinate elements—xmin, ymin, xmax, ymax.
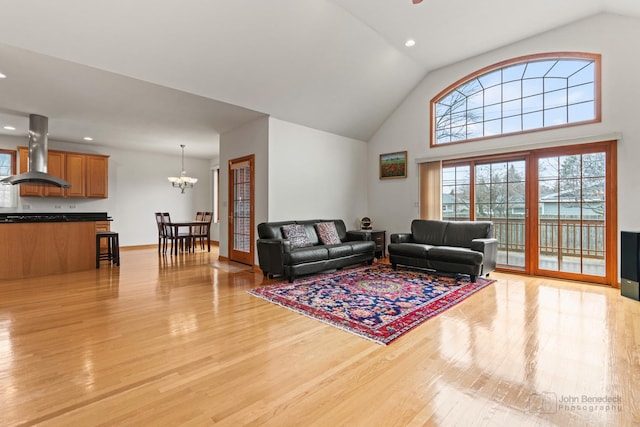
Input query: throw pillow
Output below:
<box><xmin>281</xmin><ymin>224</ymin><xmax>312</xmax><ymax>248</ymax></box>
<box><xmin>315</xmin><ymin>222</ymin><xmax>341</xmax><ymax>245</ymax></box>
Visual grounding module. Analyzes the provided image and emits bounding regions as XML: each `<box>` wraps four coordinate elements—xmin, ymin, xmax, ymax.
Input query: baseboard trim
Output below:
<box><xmin>217</xmin><ymin>255</ymin><xmax>259</xmax><ymax>271</ymax></box>
<box><xmin>121</xmin><ymin>241</ymin><xmax>219</xmax><ymax>251</ymax></box>
<box><xmin>121</xmin><ymin>244</ymin><xmax>157</xmax><ymax>251</ymax></box>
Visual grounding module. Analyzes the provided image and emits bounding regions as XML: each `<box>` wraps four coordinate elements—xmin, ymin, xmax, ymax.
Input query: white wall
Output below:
<box><xmin>268</xmin><ymin>118</ymin><xmax>367</xmax><ymax>229</ymax></box>
<box><xmin>367</xmin><ymin>13</ymin><xmax>640</xmax><ymax>255</ymax></box>
<box><xmin>218</xmin><ymin>116</ymin><xmax>368</xmax><ymax>264</ymax></box>
<box><xmin>219</xmin><ymin>116</ymin><xmax>270</xmax><ymax>261</ymax></box>
<box><xmin>0</xmin><ymin>135</ymin><xmax>213</xmax><ymax>246</ymax></box>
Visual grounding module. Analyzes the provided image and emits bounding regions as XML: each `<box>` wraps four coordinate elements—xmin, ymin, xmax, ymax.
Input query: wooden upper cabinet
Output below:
<box><xmin>18</xmin><ymin>147</ymin><xmax>42</xmax><ymax>197</ymax></box>
<box><xmin>17</xmin><ymin>146</ymin><xmax>108</xmax><ymax>199</ymax></box>
<box><xmin>65</xmin><ymin>153</ymin><xmax>86</xmax><ymax>198</ymax></box>
<box><xmin>43</xmin><ymin>151</ymin><xmax>66</xmax><ymax>197</ymax></box>
<box><xmin>86</xmin><ymin>155</ymin><xmax>108</xmax><ymax>198</ymax></box>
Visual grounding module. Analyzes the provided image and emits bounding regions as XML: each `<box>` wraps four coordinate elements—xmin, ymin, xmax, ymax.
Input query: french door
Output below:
<box><xmin>228</xmin><ymin>155</ymin><xmax>255</xmax><ymax>265</ymax></box>
<box><xmin>474</xmin><ymin>158</ymin><xmax>528</xmax><ymax>270</ymax></box>
<box><xmin>442</xmin><ymin>157</ymin><xmax>528</xmax><ymax>271</ymax></box>
<box><xmin>440</xmin><ymin>140</ymin><xmax>617</xmax><ymax>285</ymax></box>
<box><xmin>531</xmin><ymin>143</ymin><xmax>617</xmax><ymax>284</ymax></box>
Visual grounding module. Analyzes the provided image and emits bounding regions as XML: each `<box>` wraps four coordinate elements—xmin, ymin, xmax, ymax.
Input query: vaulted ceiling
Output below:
<box><xmin>0</xmin><ymin>0</ymin><xmax>638</xmax><ymax>158</ymax></box>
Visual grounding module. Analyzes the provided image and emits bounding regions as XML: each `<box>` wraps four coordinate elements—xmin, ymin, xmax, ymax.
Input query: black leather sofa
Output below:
<box><xmin>257</xmin><ymin>219</ymin><xmax>376</xmax><ymax>282</ymax></box>
<box><xmin>388</xmin><ymin>219</ymin><xmax>498</xmax><ymax>282</ymax></box>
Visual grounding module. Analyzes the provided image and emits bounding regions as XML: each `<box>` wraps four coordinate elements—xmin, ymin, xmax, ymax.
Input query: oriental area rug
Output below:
<box><xmin>248</xmin><ymin>264</ymin><xmax>495</xmax><ymax>345</ymax></box>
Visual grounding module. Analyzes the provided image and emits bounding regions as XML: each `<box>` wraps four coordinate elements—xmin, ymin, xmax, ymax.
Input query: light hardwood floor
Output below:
<box><xmin>1</xmin><ymin>247</ymin><xmax>638</xmax><ymax>426</ymax></box>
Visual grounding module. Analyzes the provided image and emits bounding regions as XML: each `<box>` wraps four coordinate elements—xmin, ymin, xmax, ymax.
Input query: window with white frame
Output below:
<box><xmin>0</xmin><ymin>149</ymin><xmax>17</xmax><ymax>208</ymax></box>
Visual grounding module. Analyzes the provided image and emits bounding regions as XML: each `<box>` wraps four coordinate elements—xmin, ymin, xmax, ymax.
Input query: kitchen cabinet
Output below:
<box><xmin>86</xmin><ymin>155</ymin><xmax>108</xmax><ymax>198</ymax></box>
<box><xmin>43</xmin><ymin>151</ymin><xmax>66</xmax><ymax>197</ymax></box>
<box><xmin>18</xmin><ymin>147</ymin><xmax>108</xmax><ymax>198</ymax></box>
<box><xmin>65</xmin><ymin>153</ymin><xmax>86</xmax><ymax>198</ymax></box>
<box><xmin>18</xmin><ymin>147</ymin><xmax>42</xmax><ymax>197</ymax></box>
<box><xmin>0</xmin><ymin>221</ymin><xmax>96</xmax><ymax>279</ymax></box>
<box><xmin>19</xmin><ymin>148</ymin><xmax>67</xmax><ymax>197</ymax></box>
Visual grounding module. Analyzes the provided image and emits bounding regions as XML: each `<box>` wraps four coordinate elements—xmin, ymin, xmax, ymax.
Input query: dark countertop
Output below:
<box><xmin>0</xmin><ymin>212</ymin><xmax>111</xmax><ymax>223</ymax></box>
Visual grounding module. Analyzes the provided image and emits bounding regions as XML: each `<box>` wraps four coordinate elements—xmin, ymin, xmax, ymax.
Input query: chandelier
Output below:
<box><xmin>168</xmin><ymin>144</ymin><xmax>198</xmax><ymax>193</ymax></box>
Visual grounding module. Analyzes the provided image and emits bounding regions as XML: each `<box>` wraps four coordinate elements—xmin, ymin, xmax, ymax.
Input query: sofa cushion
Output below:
<box><xmin>315</xmin><ymin>222</ymin><xmax>341</xmax><ymax>245</ymax></box>
<box><xmin>281</xmin><ymin>224</ymin><xmax>312</xmax><ymax>248</ymax></box>
<box><xmin>411</xmin><ymin>220</ymin><xmax>448</xmax><ymax>245</ymax></box>
<box><xmin>285</xmin><ymin>246</ymin><xmax>329</xmax><ymax>264</ymax></box>
<box><xmin>427</xmin><ymin>246</ymin><xmax>484</xmax><ymax>266</ymax></box>
<box><xmin>326</xmin><ymin>244</ymin><xmax>352</xmax><ymax>259</ymax></box>
<box><xmin>442</xmin><ymin>221</ymin><xmax>493</xmax><ymax>248</ymax></box>
<box><xmin>331</xmin><ymin>220</ymin><xmax>348</xmax><ymax>241</ymax></box>
<box><xmin>298</xmin><ymin>219</ymin><xmax>348</xmax><ymax>242</ymax></box>
<box><xmin>295</xmin><ymin>220</ymin><xmax>322</xmax><ymax>245</ymax></box>
<box><xmin>388</xmin><ymin>242</ymin><xmax>433</xmax><ymax>258</ymax></box>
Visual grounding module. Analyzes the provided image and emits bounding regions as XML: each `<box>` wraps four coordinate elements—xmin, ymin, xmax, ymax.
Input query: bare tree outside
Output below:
<box><xmin>538</xmin><ymin>153</ymin><xmax>605</xmax><ymax>219</ymax></box>
<box><xmin>433</xmin><ymin>57</ymin><xmax>597</xmax><ymax>145</ymax></box>
<box><xmin>435</xmin><ymin>79</ymin><xmax>483</xmax><ymax>143</ymax></box>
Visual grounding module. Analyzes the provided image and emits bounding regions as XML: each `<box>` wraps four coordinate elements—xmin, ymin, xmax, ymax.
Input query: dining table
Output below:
<box><xmin>167</xmin><ymin>220</ymin><xmax>211</xmax><ymax>256</ymax></box>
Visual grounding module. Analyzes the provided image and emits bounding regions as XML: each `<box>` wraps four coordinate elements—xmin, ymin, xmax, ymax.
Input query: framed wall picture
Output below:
<box><xmin>379</xmin><ymin>151</ymin><xmax>407</xmax><ymax>179</ymax></box>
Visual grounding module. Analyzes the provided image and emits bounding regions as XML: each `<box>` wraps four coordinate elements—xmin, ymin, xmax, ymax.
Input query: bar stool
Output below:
<box><xmin>96</xmin><ymin>231</ymin><xmax>120</xmax><ymax>268</ymax></box>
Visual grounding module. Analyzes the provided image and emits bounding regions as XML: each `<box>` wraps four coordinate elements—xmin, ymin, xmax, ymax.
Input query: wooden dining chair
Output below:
<box><xmin>191</xmin><ymin>211</ymin><xmax>213</xmax><ymax>251</ymax></box>
<box><xmin>154</xmin><ymin>212</ymin><xmax>167</xmax><ymax>254</ymax></box>
<box><xmin>161</xmin><ymin>212</ymin><xmax>192</xmax><ymax>255</ymax></box>
<box><xmin>190</xmin><ymin>212</ymin><xmax>205</xmax><ymax>251</ymax></box>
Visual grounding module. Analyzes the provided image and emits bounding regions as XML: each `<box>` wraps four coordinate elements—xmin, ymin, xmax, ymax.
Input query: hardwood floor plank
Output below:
<box><xmin>0</xmin><ymin>249</ymin><xmax>638</xmax><ymax>426</ymax></box>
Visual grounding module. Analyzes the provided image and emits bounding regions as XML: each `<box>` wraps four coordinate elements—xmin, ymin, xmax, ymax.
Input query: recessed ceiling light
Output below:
<box><xmin>405</xmin><ymin>39</ymin><xmax>416</xmax><ymax>47</ymax></box>
<box><xmin>83</xmin><ymin>136</ymin><xmax>93</xmax><ymax>141</ymax></box>
<box><xmin>0</xmin><ymin>72</ymin><xmax>6</xmax><ymax>79</ymax></box>
<box><xmin>3</xmin><ymin>126</ymin><xmax>16</xmax><ymax>131</ymax></box>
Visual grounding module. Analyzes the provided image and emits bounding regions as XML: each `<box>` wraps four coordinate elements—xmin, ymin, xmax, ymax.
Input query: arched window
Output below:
<box><xmin>431</xmin><ymin>52</ymin><xmax>601</xmax><ymax>147</ymax></box>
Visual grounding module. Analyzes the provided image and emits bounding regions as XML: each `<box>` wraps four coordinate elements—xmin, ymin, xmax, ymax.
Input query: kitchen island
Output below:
<box><xmin>0</xmin><ymin>212</ymin><xmax>111</xmax><ymax>279</ymax></box>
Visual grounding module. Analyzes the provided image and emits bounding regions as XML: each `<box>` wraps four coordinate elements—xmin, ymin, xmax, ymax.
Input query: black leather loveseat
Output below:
<box><xmin>388</xmin><ymin>219</ymin><xmax>498</xmax><ymax>282</ymax></box>
<box><xmin>257</xmin><ymin>219</ymin><xmax>376</xmax><ymax>282</ymax></box>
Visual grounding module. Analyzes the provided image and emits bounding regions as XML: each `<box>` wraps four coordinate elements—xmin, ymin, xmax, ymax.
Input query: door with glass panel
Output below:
<box><xmin>474</xmin><ymin>159</ymin><xmax>527</xmax><ymax>270</ymax></box>
<box><xmin>535</xmin><ymin>151</ymin><xmax>609</xmax><ymax>281</ymax></box>
<box><xmin>442</xmin><ymin>160</ymin><xmax>527</xmax><ymax>270</ymax></box>
<box><xmin>228</xmin><ymin>155</ymin><xmax>254</xmax><ymax>265</ymax></box>
<box><xmin>441</xmin><ymin>164</ymin><xmax>471</xmax><ymax>221</ymax></box>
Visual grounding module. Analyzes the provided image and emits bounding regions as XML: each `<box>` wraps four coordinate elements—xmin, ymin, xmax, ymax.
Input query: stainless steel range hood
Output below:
<box><xmin>0</xmin><ymin>114</ymin><xmax>71</xmax><ymax>188</ymax></box>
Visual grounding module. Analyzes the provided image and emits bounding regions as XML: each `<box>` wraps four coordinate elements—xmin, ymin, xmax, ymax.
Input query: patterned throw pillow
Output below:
<box><xmin>281</xmin><ymin>224</ymin><xmax>312</xmax><ymax>248</ymax></box>
<box><xmin>315</xmin><ymin>222</ymin><xmax>341</xmax><ymax>245</ymax></box>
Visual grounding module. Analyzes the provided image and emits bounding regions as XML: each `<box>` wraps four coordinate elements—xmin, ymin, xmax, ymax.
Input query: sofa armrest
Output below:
<box><xmin>471</xmin><ymin>238</ymin><xmax>498</xmax><ymax>274</ymax></box>
<box><xmin>390</xmin><ymin>233</ymin><xmax>414</xmax><ymax>244</ymax></box>
<box><xmin>257</xmin><ymin>238</ymin><xmax>291</xmax><ymax>276</ymax></box>
<box><xmin>346</xmin><ymin>230</ymin><xmax>371</xmax><ymax>241</ymax></box>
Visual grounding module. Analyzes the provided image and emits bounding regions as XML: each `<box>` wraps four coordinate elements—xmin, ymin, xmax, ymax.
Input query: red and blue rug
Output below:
<box><xmin>248</xmin><ymin>264</ymin><xmax>495</xmax><ymax>345</ymax></box>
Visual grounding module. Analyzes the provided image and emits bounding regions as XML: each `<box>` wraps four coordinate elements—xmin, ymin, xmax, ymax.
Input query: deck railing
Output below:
<box><xmin>491</xmin><ymin>218</ymin><xmax>605</xmax><ymax>259</ymax></box>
